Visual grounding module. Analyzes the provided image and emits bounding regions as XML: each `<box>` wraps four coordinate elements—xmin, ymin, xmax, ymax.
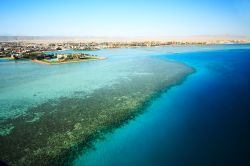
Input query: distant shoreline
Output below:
<box><xmin>0</xmin><ymin>35</ymin><xmax>250</xmax><ymax>42</ymax></box>
<box><xmin>0</xmin><ymin>35</ymin><xmax>250</xmax><ymax>44</ymax></box>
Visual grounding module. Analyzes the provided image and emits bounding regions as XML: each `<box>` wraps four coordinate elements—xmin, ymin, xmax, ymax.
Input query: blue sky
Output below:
<box><xmin>1</xmin><ymin>0</ymin><xmax>250</xmax><ymax>37</ymax></box>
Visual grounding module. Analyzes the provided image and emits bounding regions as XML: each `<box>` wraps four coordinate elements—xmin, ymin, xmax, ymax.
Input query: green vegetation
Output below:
<box><xmin>22</xmin><ymin>53</ymin><xmax>40</xmax><ymax>60</ymax></box>
<box><xmin>37</xmin><ymin>56</ymin><xmax>105</xmax><ymax>64</ymax></box>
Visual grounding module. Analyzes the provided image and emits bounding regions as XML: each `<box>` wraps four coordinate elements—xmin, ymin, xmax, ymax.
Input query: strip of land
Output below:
<box><xmin>32</xmin><ymin>56</ymin><xmax>106</xmax><ymax>65</ymax></box>
<box><xmin>1</xmin><ymin>36</ymin><xmax>249</xmax><ymax>62</ymax></box>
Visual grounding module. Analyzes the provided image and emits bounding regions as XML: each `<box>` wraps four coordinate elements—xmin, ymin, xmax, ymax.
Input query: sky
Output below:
<box><xmin>0</xmin><ymin>0</ymin><xmax>250</xmax><ymax>37</ymax></box>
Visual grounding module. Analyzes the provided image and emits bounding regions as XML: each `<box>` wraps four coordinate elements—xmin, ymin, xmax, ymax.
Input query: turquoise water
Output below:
<box><xmin>74</xmin><ymin>45</ymin><xmax>250</xmax><ymax>166</ymax></box>
<box><xmin>0</xmin><ymin>49</ymin><xmax>159</xmax><ymax>120</ymax></box>
<box><xmin>1</xmin><ymin>45</ymin><xmax>250</xmax><ymax>165</ymax></box>
<box><xmin>1</xmin><ymin>46</ymin><xmax>192</xmax><ymax>165</ymax></box>
<box><xmin>1</xmin><ymin>45</ymin><xmax>233</xmax><ymax>121</ymax></box>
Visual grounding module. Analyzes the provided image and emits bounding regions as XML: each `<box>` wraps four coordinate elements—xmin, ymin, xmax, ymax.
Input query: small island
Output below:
<box><xmin>32</xmin><ymin>53</ymin><xmax>106</xmax><ymax>65</ymax></box>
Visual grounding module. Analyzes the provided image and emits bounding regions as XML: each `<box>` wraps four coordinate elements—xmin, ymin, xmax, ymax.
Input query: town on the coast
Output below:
<box><xmin>0</xmin><ymin>38</ymin><xmax>249</xmax><ymax>64</ymax></box>
<box><xmin>0</xmin><ymin>41</ymin><xmax>109</xmax><ymax>64</ymax></box>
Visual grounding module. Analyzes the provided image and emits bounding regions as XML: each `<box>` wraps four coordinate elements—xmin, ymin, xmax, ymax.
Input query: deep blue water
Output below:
<box><xmin>75</xmin><ymin>48</ymin><xmax>250</xmax><ymax>166</ymax></box>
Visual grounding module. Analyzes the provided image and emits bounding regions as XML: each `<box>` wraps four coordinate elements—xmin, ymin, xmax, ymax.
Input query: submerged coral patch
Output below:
<box><xmin>0</xmin><ymin>58</ymin><xmax>193</xmax><ymax>165</ymax></box>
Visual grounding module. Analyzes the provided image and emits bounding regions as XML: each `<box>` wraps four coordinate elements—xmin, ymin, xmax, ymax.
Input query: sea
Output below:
<box><xmin>74</xmin><ymin>45</ymin><xmax>250</xmax><ymax>166</ymax></box>
<box><xmin>0</xmin><ymin>44</ymin><xmax>250</xmax><ymax>166</ymax></box>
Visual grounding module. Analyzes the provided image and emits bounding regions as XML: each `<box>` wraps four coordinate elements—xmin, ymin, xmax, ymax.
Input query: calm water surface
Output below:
<box><xmin>74</xmin><ymin>45</ymin><xmax>250</xmax><ymax>166</ymax></box>
<box><xmin>1</xmin><ymin>45</ymin><xmax>250</xmax><ymax>165</ymax></box>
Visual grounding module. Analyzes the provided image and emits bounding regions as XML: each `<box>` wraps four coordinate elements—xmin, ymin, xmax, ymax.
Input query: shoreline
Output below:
<box><xmin>31</xmin><ymin>57</ymin><xmax>106</xmax><ymax>65</ymax></box>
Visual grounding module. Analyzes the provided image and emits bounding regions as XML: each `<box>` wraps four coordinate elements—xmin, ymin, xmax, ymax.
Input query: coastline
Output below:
<box><xmin>31</xmin><ymin>57</ymin><xmax>106</xmax><ymax>65</ymax></box>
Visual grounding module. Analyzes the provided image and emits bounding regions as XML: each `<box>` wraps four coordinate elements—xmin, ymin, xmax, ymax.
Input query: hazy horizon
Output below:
<box><xmin>1</xmin><ymin>35</ymin><xmax>250</xmax><ymax>43</ymax></box>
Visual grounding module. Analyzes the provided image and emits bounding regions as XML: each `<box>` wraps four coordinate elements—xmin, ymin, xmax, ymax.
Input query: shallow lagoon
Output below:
<box><xmin>0</xmin><ymin>46</ymin><xmax>193</xmax><ymax>165</ymax></box>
